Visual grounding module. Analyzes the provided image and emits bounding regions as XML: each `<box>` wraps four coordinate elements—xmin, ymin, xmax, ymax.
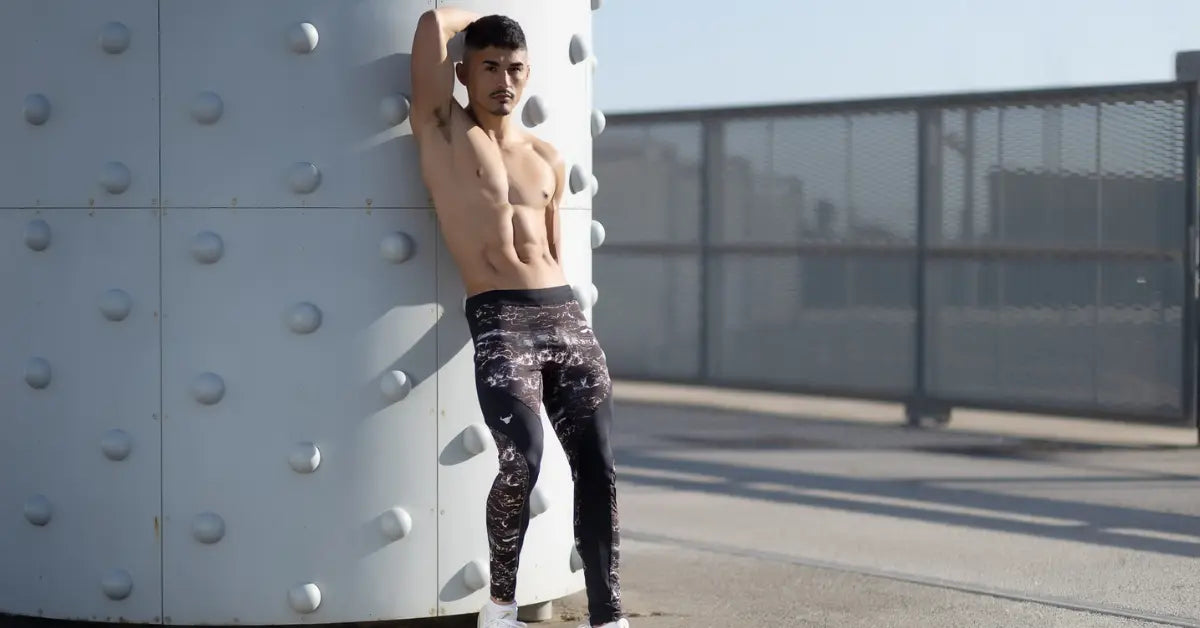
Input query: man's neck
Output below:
<box><xmin>467</xmin><ymin>104</ymin><xmax>520</xmax><ymax>145</ymax></box>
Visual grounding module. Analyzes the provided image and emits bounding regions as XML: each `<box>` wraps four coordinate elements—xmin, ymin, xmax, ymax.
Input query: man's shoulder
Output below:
<box><xmin>527</xmin><ymin>134</ymin><xmax>563</xmax><ymax>168</ymax></box>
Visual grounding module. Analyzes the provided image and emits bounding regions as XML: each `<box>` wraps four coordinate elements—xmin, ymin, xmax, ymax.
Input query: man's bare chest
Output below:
<box><xmin>449</xmin><ymin>136</ymin><xmax>554</xmax><ymax>208</ymax></box>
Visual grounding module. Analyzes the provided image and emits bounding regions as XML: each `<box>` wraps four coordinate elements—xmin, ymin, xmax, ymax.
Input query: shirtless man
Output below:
<box><xmin>409</xmin><ymin>9</ymin><xmax>627</xmax><ymax>628</ymax></box>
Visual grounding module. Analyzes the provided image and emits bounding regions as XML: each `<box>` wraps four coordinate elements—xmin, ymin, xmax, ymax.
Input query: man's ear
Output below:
<box><xmin>455</xmin><ymin>62</ymin><xmax>467</xmax><ymax>86</ymax></box>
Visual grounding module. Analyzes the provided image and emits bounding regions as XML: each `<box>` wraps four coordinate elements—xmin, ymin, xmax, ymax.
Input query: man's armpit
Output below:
<box><xmin>432</xmin><ymin>105</ymin><xmax>452</xmax><ymax>142</ymax></box>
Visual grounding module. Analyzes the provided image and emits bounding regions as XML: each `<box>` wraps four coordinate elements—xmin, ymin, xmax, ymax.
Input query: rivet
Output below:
<box><xmin>99</xmin><ymin>289</ymin><xmax>133</xmax><ymax>322</ymax></box>
<box><xmin>98</xmin><ymin>22</ymin><xmax>131</xmax><ymax>54</ymax></box>
<box><xmin>380</xmin><ymin>93</ymin><xmax>411</xmax><ymax>126</ymax></box>
<box><xmin>590</xmin><ymin>220</ymin><xmax>606</xmax><ymax>249</ymax></box>
<box><xmin>24</xmin><ymin>94</ymin><xmax>51</xmax><ymax>125</ymax></box>
<box><xmin>100</xmin><ymin>162</ymin><xmax>132</xmax><ymax>195</ymax></box>
<box><xmin>24</xmin><ymin>219</ymin><xmax>51</xmax><ymax>251</ymax></box>
<box><xmin>24</xmin><ymin>495</ymin><xmax>52</xmax><ymax>526</ymax></box>
<box><xmin>380</xmin><ymin>232</ymin><xmax>416</xmax><ymax>263</ymax></box>
<box><xmin>190</xmin><ymin>231</ymin><xmax>224</xmax><ymax>264</ymax></box>
<box><xmin>462</xmin><ymin>424</ymin><xmax>489</xmax><ymax>456</ymax></box>
<box><xmin>285</xmin><ymin>302</ymin><xmax>322</xmax><ymax>334</ymax></box>
<box><xmin>192</xmin><ymin>512</ymin><xmax>226</xmax><ymax>544</ymax></box>
<box><xmin>191</xmin><ymin>92</ymin><xmax>224</xmax><ymax>124</ymax></box>
<box><xmin>100</xmin><ymin>568</ymin><xmax>133</xmax><ymax>600</ymax></box>
<box><xmin>568</xmin><ymin>34</ymin><xmax>591</xmax><ymax>65</ymax></box>
<box><xmin>287</xmin><ymin>22</ymin><xmax>319</xmax><ymax>54</ymax></box>
<box><xmin>381</xmin><ymin>370</ymin><xmax>412</xmax><ymax>402</ymax></box>
<box><xmin>462</xmin><ymin>560</ymin><xmax>489</xmax><ymax>591</ymax></box>
<box><xmin>288</xmin><ymin>583</ymin><xmax>321</xmax><ymax>613</ymax></box>
<box><xmin>591</xmin><ymin>109</ymin><xmax>606</xmax><ymax>138</ymax></box>
<box><xmin>379</xmin><ymin>507</ymin><xmax>413</xmax><ymax>541</ymax></box>
<box><xmin>191</xmin><ymin>372</ymin><xmax>225</xmax><ymax>405</ymax></box>
<box><xmin>521</xmin><ymin>95</ymin><xmax>548</xmax><ymax>127</ymax></box>
<box><xmin>289</xmin><ymin>442</ymin><xmax>321</xmax><ymax>473</ymax></box>
<box><xmin>569</xmin><ymin>164</ymin><xmax>589</xmax><ymax>194</ymax></box>
<box><xmin>288</xmin><ymin>162</ymin><xmax>321</xmax><ymax>194</ymax></box>
<box><xmin>529</xmin><ymin>485</ymin><xmax>549</xmax><ymax>517</ymax></box>
<box><xmin>25</xmin><ymin>357</ymin><xmax>51</xmax><ymax>389</ymax></box>
<box><xmin>100</xmin><ymin>429</ymin><xmax>133</xmax><ymax>461</ymax></box>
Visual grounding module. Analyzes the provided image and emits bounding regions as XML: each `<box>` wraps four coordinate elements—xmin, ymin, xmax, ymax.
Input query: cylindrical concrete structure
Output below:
<box><xmin>0</xmin><ymin>0</ymin><xmax>606</xmax><ymax>624</ymax></box>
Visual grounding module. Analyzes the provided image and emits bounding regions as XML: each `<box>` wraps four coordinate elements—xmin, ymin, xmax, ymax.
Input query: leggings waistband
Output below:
<box><xmin>464</xmin><ymin>285</ymin><xmax>576</xmax><ymax>311</ymax></box>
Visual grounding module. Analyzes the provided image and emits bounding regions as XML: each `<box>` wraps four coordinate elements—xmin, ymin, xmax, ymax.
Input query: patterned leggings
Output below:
<box><xmin>466</xmin><ymin>285</ymin><xmax>622</xmax><ymax>625</ymax></box>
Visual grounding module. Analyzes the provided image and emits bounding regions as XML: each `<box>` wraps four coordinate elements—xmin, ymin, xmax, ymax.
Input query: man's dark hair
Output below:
<box><xmin>463</xmin><ymin>14</ymin><xmax>526</xmax><ymax>55</ymax></box>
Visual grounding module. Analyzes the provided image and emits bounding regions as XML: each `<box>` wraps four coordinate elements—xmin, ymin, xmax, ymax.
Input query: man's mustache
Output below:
<box><xmin>490</xmin><ymin>90</ymin><xmax>514</xmax><ymax>98</ymax></box>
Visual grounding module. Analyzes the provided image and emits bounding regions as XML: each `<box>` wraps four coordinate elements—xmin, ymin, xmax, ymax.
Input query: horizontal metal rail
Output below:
<box><xmin>606</xmin><ymin>80</ymin><xmax>1188</xmax><ymax>122</ymax></box>
<box><xmin>596</xmin><ymin>242</ymin><xmax>1182</xmax><ymax>262</ymax></box>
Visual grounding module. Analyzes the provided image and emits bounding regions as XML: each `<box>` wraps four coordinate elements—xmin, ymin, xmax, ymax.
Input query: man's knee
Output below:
<box><xmin>493</xmin><ymin>426</ymin><xmax>545</xmax><ymax>488</ymax></box>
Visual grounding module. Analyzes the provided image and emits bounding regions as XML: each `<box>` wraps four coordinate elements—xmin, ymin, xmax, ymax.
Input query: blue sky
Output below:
<box><xmin>592</xmin><ymin>0</ymin><xmax>1200</xmax><ymax>114</ymax></box>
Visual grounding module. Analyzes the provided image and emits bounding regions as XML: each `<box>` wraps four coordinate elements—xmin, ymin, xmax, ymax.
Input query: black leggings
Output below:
<box><xmin>465</xmin><ymin>285</ymin><xmax>622</xmax><ymax>625</ymax></box>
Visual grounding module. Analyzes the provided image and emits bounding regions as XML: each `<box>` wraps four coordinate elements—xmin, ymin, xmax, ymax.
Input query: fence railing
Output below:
<box><xmin>590</xmin><ymin>81</ymin><xmax>1197</xmax><ymax>426</ymax></box>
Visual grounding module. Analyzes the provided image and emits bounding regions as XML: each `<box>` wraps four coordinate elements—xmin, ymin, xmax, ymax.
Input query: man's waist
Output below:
<box><xmin>465</xmin><ymin>284</ymin><xmax>575</xmax><ymax>311</ymax></box>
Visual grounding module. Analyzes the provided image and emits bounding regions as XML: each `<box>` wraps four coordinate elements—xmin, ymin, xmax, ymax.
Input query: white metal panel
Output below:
<box><xmin>435</xmin><ymin>209</ymin><xmax>595</xmax><ymax>616</ymax></box>
<box><xmin>0</xmin><ymin>208</ymin><xmax>162</xmax><ymax>622</ymax></box>
<box><xmin>439</xmin><ymin>0</ymin><xmax>597</xmax><ymax>210</ymax></box>
<box><xmin>432</xmin><ymin>220</ymin><xmax>488</xmax><ymax>616</ymax></box>
<box><xmin>159</xmin><ymin>0</ymin><xmax>435</xmax><ymax>210</ymax></box>
<box><xmin>0</xmin><ymin>1</ymin><xmax>159</xmax><ymax>209</ymax></box>
<box><xmin>1</xmin><ymin>0</ymin><xmax>598</xmax><ymax>623</ymax></box>
<box><xmin>160</xmin><ymin>208</ymin><xmax>440</xmax><ymax>624</ymax></box>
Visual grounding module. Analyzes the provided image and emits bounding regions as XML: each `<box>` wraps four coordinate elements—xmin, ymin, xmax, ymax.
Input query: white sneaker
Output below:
<box><xmin>578</xmin><ymin>619</ymin><xmax>629</xmax><ymax>628</ymax></box>
<box><xmin>478</xmin><ymin>600</ymin><xmax>527</xmax><ymax>628</ymax></box>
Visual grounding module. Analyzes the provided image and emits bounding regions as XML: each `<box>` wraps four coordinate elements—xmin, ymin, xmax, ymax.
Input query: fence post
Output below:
<box><xmin>908</xmin><ymin>107</ymin><xmax>951</xmax><ymax>427</ymax></box>
<box><xmin>1176</xmin><ymin>52</ymin><xmax>1200</xmax><ymax>442</ymax></box>
<box><xmin>698</xmin><ymin>118</ymin><xmax>721</xmax><ymax>381</ymax></box>
<box><xmin>908</xmin><ymin>108</ymin><xmax>929</xmax><ymax>425</ymax></box>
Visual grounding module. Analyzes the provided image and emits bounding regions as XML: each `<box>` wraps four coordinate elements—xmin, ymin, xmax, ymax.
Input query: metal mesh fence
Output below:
<box><xmin>591</xmin><ymin>121</ymin><xmax>704</xmax><ymax>379</ymax></box>
<box><xmin>923</xmin><ymin>91</ymin><xmax>1187</xmax><ymax>416</ymax></box>
<box><xmin>592</xmin><ymin>82</ymin><xmax>1193</xmax><ymax>422</ymax></box>
<box><xmin>706</xmin><ymin>108</ymin><xmax>918</xmax><ymax>394</ymax></box>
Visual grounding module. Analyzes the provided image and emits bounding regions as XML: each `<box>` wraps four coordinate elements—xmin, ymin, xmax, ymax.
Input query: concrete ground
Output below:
<box><xmin>5</xmin><ymin>381</ymin><xmax>1197</xmax><ymax>628</ymax></box>
<box><xmin>533</xmin><ymin>381</ymin><xmax>1200</xmax><ymax>628</ymax></box>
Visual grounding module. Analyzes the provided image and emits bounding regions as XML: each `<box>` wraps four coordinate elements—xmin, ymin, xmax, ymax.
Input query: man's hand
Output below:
<box><xmin>410</xmin><ymin>8</ymin><xmax>480</xmax><ymax>133</ymax></box>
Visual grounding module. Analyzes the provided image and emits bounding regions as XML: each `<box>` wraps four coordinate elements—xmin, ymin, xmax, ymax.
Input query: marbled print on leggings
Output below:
<box><xmin>470</xmin><ymin>298</ymin><xmax>612</xmax><ymax>416</ymax></box>
<box><xmin>467</xmin><ymin>291</ymin><xmax>621</xmax><ymax>620</ymax></box>
<box><xmin>483</xmin><ymin>428</ymin><xmax>526</xmax><ymax>602</ymax></box>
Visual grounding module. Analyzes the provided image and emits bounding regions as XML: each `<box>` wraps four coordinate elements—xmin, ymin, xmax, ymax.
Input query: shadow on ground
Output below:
<box><xmin>610</xmin><ymin>401</ymin><xmax>1200</xmax><ymax>559</ymax></box>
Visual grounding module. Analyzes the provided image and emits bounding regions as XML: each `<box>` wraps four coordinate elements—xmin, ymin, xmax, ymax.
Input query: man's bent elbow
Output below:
<box><xmin>414</xmin><ymin>12</ymin><xmax>437</xmax><ymax>46</ymax></box>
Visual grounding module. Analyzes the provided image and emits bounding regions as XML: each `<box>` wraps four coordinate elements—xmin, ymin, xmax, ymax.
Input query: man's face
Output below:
<box><xmin>457</xmin><ymin>46</ymin><xmax>530</xmax><ymax>116</ymax></box>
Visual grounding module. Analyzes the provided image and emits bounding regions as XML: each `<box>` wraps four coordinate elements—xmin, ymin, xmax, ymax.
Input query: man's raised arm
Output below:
<box><xmin>410</xmin><ymin>7</ymin><xmax>479</xmax><ymax>130</ymax></box>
